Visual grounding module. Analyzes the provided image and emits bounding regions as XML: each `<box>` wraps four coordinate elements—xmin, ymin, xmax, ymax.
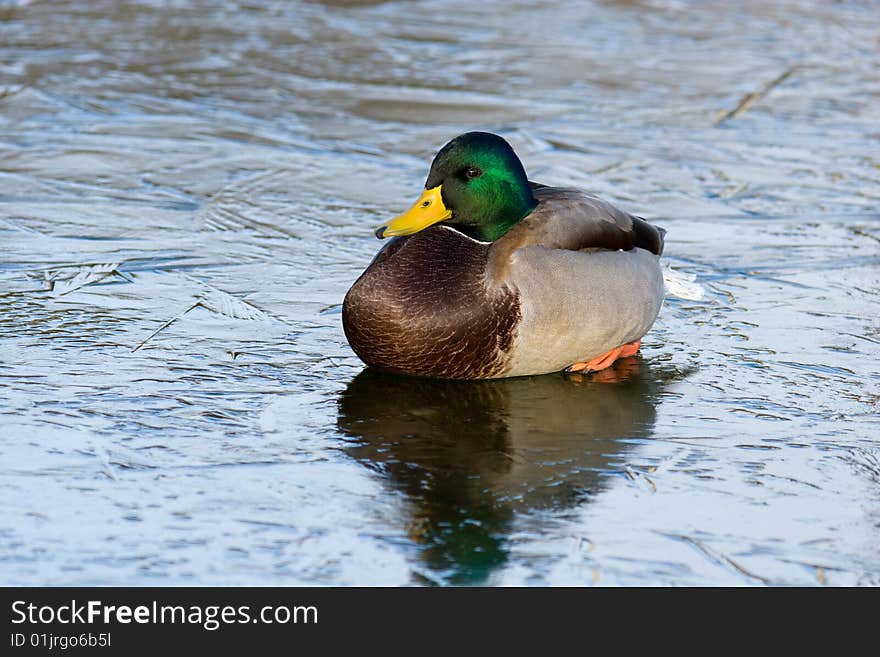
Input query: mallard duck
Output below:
<box><xmin>342</xmin><ymin>131</ymin><xmax>666</xmax><ymax>379</ymax></box>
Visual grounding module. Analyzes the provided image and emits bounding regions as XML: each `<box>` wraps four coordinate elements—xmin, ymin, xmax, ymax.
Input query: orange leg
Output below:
<box><xmin>565</xmin><ymin>340</ymin><xmax>641</xmax><ymax>374</ymax></box>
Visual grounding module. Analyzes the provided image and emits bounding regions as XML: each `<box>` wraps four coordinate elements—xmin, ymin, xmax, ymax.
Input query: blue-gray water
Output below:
<box><xmin>1</xmin><ymin>0</ymin><xmax>878</xmax><ymax>585</ymax></box>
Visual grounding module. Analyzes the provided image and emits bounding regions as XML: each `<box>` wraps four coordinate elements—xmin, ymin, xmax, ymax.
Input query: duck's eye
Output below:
<box><xmin>464</xmin><ymin>167</ymin><xmax>482</xmax><ymax>180</ymax></box>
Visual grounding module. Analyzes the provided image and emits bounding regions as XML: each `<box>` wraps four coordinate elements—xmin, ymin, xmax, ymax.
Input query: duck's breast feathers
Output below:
<box><xmin>342</xmin><ymin>226</ymin><xmax>520</xmax><ymax>379</ymax></box>
<box><xmin>489</xmin><ymin>186</ymin><xmax>665</xmax><ymax>279</ymax></box>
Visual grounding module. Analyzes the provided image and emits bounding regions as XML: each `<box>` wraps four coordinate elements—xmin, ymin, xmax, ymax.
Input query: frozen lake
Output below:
<box><xmin>1</xmin><ymin>0</ymin><xmax>878</xmax><ymax>585</ymax></box>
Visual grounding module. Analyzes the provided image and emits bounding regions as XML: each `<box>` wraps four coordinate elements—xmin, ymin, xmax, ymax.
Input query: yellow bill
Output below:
<box><xmin>375</xmin><ymin>185</ymin><xmax>451</xmax><ymax>239</ymax></box>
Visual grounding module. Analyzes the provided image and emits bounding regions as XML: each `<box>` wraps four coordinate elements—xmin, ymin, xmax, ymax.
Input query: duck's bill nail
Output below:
<box><xmin>373</xmin><ymin>185</ymin><xmax>451</xmax><ymax>238</ymax></box>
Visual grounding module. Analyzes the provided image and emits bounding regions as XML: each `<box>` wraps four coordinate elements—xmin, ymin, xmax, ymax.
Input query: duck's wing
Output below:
<box><xmin>516</xmin><ymin>185</ymin><xmax>665</xmax><ymax>256</ymax></box>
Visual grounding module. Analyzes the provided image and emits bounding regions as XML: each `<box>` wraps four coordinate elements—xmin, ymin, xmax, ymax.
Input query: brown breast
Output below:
<box><xmin>342</xmin><ymin>226</ymin><xmax>520</xmax><ymax>379</ymax></box>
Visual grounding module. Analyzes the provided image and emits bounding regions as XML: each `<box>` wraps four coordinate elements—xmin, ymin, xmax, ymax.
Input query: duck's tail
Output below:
<box><xmin>632</xmin><ymin>217</ymin><xmax>665</xmax><ymax>255</ymax></box>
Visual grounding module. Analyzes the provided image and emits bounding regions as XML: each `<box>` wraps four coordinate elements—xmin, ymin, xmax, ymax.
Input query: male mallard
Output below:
<box><xmin>342</xmin><ymin>132</ymin><xmax>665</xmax><ymax>379</ymax></box>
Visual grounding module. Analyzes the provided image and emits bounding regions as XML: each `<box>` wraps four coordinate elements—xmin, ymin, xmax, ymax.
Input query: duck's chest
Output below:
<box><xmin>342</xmin><ymin>227</ymin><xmax>521</xmax><ymax>379</ymax></box>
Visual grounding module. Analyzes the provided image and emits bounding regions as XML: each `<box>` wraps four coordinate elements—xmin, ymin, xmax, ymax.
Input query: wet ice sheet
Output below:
<box><xmin>0</xmin><ymin>0</ymin><xmax>878</xmax><ymax>585</ymax></box>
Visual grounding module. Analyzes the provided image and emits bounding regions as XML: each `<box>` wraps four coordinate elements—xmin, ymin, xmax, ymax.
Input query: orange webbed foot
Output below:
<box><xmin>565</xmin><ymin>340</ymin><xmax>641</xmax><ymax>374</ymax></box>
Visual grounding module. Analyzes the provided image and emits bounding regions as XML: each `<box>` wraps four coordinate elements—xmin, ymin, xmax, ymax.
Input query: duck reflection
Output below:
<box><xmin>336</xmin><ymin>357</ymin><xmax>675</xmax><ymax>584</ymax></box>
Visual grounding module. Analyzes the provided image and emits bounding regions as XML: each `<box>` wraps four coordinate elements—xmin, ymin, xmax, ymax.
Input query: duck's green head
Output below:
<box><xmin>375</xmin><ymin>132</ymin><xmax>538</xmax><ymax>242</ymax></box>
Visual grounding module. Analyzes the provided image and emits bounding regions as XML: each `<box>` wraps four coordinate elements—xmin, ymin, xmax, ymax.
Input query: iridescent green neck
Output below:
<box><xmin>457</xmin><ymin>188</ymin><xmax>538</xmax><ymax>242</ymax></box>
